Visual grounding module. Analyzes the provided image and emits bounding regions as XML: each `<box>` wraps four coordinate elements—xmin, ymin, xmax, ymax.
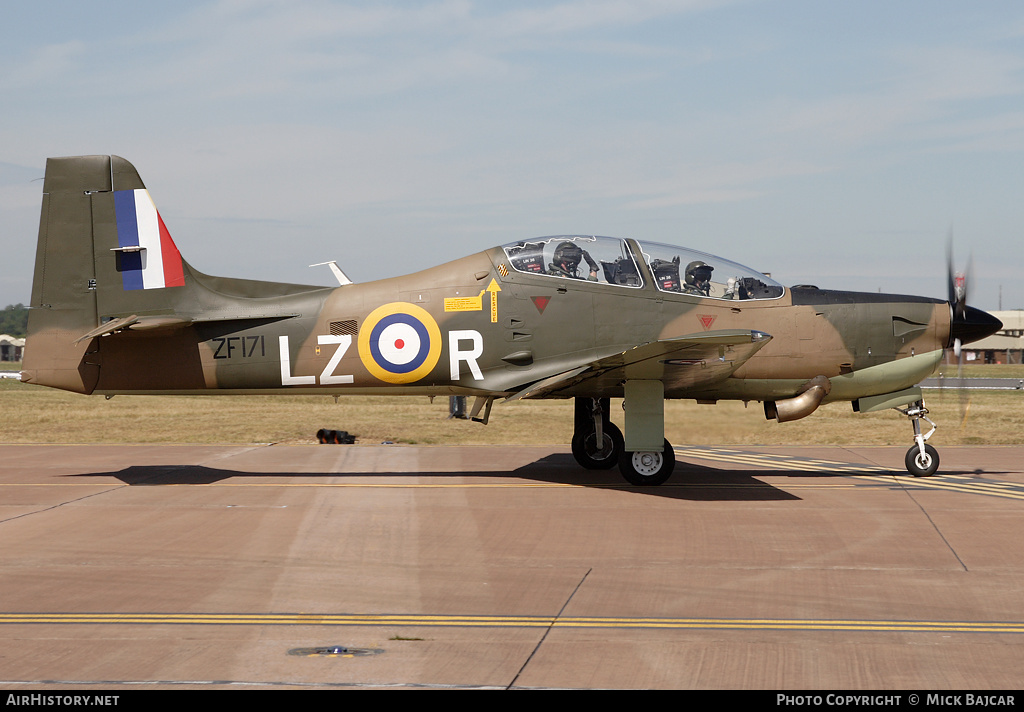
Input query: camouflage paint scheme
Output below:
<box><xmin>23</xmin><ymin>156</ymin><xmax>1001</xmax><ymax>483</ymax></box>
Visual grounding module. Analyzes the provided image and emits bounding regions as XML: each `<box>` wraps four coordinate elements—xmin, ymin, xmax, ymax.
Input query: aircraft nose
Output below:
<box><xmin>949</xmin><ymin>305</ymin><xmax>1002</xmax><ymax>347</ymax></box>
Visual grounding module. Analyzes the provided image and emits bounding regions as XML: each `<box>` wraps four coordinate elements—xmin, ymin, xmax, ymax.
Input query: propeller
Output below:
<box><xmin>942</xmin><ymin>236</ymin><xmax>1000</xmax><ymax>427</ymax></box>
<box><xmin>941</xmin><ymin>245</ymin><xmax>967</xmax><ymax>424</ymax></box>
<box><xmin>946</xmin><ymin>237</ymin><xmax>974</xmax><ymax>323</ymax></box>
<box><xmin>946</xmin><ymin>239</ymin><xmax>969</xmax><ymax>379</ymax></box>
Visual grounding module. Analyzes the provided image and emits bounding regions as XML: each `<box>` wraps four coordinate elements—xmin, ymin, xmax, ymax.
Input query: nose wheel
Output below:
<box><xmin>905</xmin><ymin>443</ymin><xmax>939</xmax><ymax>478</ymax></box>
<box><xmin>896</xmin><ymin>400</ymin><xmax>940</xmax><ymax>477</ymax></box>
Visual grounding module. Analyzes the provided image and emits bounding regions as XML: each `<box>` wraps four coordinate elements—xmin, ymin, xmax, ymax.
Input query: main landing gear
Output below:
<box><xmin>571</xmin><ymin>388</ymin><xmax>677</xmax><ymax>487</ymax></box>
<box><xmin>570</xmin><ymin>398</ymin><xmax>623</xmax><ymax>470</ymax></box>
<box><xmin>895</xmin><ymin>399</ymin><xmax>939</xmax><ymax>477</ymax></box>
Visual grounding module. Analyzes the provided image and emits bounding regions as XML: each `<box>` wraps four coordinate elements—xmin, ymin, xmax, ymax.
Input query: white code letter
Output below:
<box><xmin>318</xmin><ymin>335</ymin><xmax>354</xmax><ymax>385</ymax></box>
<box><xmin>449</xmin><ymin>330</ymin><xmax>484</xmax><ymax>381</ymax></box>
<box><xmin>279</xmin><ymin>335</ymin><xmax>316</xmax><ymax>385</ymax></box>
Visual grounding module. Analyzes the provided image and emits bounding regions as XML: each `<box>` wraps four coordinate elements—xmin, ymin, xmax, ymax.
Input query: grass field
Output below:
<box><xmin>936</xmin><ymin>363</ymin><xmax>1024</xmax><ymax>378</ymax></box>
<box><xmin>2</xmin><ymin>362</ymin><xmax>1021</xmax><ymax>447</ymax></box>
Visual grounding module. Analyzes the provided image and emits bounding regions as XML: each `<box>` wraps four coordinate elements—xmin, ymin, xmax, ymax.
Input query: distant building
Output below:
<box><xmin>0</xmin><ymin>334</ymin><xmax>24</xmax><ymax>362</ymax></box>
<box><xmin>957</xmin><ymin>311</ymin><xmax>1024</xmax><ymax>365</ymax></box>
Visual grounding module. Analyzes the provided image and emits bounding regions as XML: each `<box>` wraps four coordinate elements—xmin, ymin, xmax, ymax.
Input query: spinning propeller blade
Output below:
<box><xmin>943</xmin><ymin>236</ymin><xmax>1000</xmax><ymax>425</ymax></box>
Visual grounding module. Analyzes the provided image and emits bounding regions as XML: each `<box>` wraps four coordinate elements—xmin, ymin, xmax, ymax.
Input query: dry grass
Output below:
<box><xmin>2</xmin><ymin>374</ymin><xmax>1021</xmax><ymax>447</ymax></box>
<box><xmin>938</xmin><ymin>363</ymin><xmax>1024</xmax><ymax>378</ymax></box>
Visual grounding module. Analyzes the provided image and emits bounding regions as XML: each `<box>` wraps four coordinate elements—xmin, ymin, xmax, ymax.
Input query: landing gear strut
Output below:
<box><xmin>571</xmin><ymin>398</ymin><xmax>623</xmax><ymax>470</ymax></box>
<box><xmin>896</xmin><ymin>399</ymin><xmax>939</xmax><ymax>477</ymax></box>
<box><xmin>617</xmin><ymin>380</ymin><xmax>675</xmax><ymax>486</ymax></box>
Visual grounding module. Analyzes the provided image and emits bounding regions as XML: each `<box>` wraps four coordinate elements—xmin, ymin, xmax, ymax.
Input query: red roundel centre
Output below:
<box><xmin>394</xmin><ymin>339</ymin><xmax>405</xmax><ymax>349</ymax></box>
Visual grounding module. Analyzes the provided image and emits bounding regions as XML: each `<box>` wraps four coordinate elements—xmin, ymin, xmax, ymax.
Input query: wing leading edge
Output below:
<box><xmin>507</xmin><ymin>329</ymin><xmax>772</xmax><ymax>401</ymax></box>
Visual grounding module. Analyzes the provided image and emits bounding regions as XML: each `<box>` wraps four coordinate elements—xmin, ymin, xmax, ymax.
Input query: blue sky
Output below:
<box><xmin>2</xmin><ymin>0</ymin><xmax>1023</xmax><ymax>311</ymax></box>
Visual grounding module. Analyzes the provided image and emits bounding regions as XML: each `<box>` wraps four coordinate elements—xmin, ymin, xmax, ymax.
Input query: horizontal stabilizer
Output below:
<box><xmin>73</xmin><ymin>315</ymin><xmax>140</xmax><ymax>344</ymax></box>
<box><xmin>73</xmin><ymin>313</ymin><xmax>301</xmax><ymax>344</ymax></box>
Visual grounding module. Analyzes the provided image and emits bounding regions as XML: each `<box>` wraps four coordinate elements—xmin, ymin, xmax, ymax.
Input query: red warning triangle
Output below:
<box><xmin>531</xmin><ymin>296</ymin><xmax>551</xmax><ymax>313</ymax></box>
<box><xmin>698</xmin><ymin>314</ymin><xmax>716</xmax><ymax>330</ymax></box>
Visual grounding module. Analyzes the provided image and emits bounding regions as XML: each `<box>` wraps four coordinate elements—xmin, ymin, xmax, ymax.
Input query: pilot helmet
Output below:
<box><xmin>685</xmin><ymin>260</ymin><xmax>714</xmax><ymax>286</ymax></box>
<box><xmin>553</xmin><ymin>241</ymin><xmax>584</xmax><ymax>273</ymax></box>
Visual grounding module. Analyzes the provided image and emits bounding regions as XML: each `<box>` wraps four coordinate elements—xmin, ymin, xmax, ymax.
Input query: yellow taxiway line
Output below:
<box><xmin>0</xmin><ymin>612</ymin><xmax>1022</xmax><ymax>634</ymax></box>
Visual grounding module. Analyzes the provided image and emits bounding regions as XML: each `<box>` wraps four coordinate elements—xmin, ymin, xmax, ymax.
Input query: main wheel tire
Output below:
<box><xmin>571</xmin><ymin>423</ymin><xmax>623</xmax><ymax>470</ymax></box>
<box><xmin>905</xmin><ymin>443</ymin><xmax>939</xmax><ymax>477</ymax></box>
<box><xmin>618</xmin><ymin>439</ymin><xmax>676</xmax><ymax>486</ymax></box>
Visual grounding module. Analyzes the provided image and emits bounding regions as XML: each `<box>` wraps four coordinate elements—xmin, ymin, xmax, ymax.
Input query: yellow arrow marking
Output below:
<box><xmin>487</xmin><ymin>278</ymin><xmax>501</xmax><ymax>323</ymax></box>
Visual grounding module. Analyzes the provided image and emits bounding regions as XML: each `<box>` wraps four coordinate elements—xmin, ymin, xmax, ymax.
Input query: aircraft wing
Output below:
<box><xmin>506</xmin><ymin>329</ymin><xmax>771</xmax><ymax>401</ymax></box>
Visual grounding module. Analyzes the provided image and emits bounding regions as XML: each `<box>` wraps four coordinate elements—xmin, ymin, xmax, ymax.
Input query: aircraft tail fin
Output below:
<box><xmin>23</xmin><ymin>155</ymin><xmax>322</xmax><ymax>394</ymax></box>
<box><xmin>25</xmin><ymin>155</ymin><xmax>126</xmax><ymax>393</ymax></box>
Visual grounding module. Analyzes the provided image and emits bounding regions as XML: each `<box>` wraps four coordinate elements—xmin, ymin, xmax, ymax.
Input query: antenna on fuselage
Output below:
<box><xmin>310</xmin><ymin>261</ymin><xmax>353</xmax><ymax>286</ymax></box>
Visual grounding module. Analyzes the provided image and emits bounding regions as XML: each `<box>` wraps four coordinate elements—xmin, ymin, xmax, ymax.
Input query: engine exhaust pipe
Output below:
<box><xmin>765</xmin><ymin>375</ymin><xmax>832</xmax><ymax>423</ymax></box>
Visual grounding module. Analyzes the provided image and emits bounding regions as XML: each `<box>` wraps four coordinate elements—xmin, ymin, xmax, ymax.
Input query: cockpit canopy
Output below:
<box><xmin>504</xmin><ymin>235</ymin><xmax>644</xmax><ymax>287</ymax></box>
<box><xmin>500</xmin><ymin>236</ymin><xmax>784</xmax><ymax>301</ymax></box>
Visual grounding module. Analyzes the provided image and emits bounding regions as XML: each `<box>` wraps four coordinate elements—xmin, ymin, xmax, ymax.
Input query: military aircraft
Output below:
<box><xmin>22</xmin><ymin>155</ymin><xmax>1002</xmax><ymax>485</ymax></box>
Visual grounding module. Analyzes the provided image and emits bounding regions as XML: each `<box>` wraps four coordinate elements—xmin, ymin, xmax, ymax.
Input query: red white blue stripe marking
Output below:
<box><xmin>114</xmin><ymin>189</ymin><xmax>185</xmax><ymax>290</ymax></box>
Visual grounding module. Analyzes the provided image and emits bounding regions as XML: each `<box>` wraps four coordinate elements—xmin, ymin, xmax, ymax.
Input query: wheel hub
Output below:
<box><xmin>586</xmin><ymin>433</ymin><xmax>614</xmax><ymax>460</ymax></box>
<box><xmin>632</xmin><ymin>451</ymin><xmax>663</xmax><ymax>476</ymax></box>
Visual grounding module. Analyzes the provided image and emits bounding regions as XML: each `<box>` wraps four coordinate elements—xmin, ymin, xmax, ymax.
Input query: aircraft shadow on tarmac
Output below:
<box><xmin>53</xmin><ymin>451</ymin><xmax>956</xmax><ymax>501</ymax></box>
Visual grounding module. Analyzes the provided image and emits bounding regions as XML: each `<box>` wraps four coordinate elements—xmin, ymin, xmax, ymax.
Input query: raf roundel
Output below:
<box><xmin>358</xmin><ymin>303</ymin><xmax>442</xmax><ymax>384</ymax></box>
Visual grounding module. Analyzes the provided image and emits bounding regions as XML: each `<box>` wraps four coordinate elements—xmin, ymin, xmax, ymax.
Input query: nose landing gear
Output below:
<box><xmin>896</xmin><ymin>400</ymin><xmax>939</xmax><ymax>477</ymax></box>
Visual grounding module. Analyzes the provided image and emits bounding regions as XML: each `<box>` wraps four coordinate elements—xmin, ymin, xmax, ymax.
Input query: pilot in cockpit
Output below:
<box><xmin>683</xmin><ymin>260</ymin><xmax>714</xmax><ymax>296</ymax></box>
<box><xmin>548</xmin><ymin>241</ymin><xmax>599</xmax><ymax>282</ymax></box>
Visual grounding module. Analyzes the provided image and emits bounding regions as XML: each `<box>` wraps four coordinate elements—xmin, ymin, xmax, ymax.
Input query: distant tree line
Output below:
<box><xmin>1</xmin><ymin>304</ymin><xmax>29</xmax><ymax>338</ymax></box>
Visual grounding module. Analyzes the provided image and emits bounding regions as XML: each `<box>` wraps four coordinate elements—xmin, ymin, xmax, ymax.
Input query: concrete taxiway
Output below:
<box><xmin>1</xmin><ymin>442</ymin><xmax>1023</xmax><ymax>690</ymax></box>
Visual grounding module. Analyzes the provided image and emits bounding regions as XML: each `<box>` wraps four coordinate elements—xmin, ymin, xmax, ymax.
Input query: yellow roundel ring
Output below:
<box><xmin>358</xmin><ymin>302</ymin><xmax>442</xmax><ymax>384</ymax></box>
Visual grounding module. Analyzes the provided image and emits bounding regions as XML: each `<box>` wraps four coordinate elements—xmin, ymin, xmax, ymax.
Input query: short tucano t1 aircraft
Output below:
<box><xmin>22</xmin><ymin>156</ymin><xmax>1002</xmax><ymax>485</ymax></box>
